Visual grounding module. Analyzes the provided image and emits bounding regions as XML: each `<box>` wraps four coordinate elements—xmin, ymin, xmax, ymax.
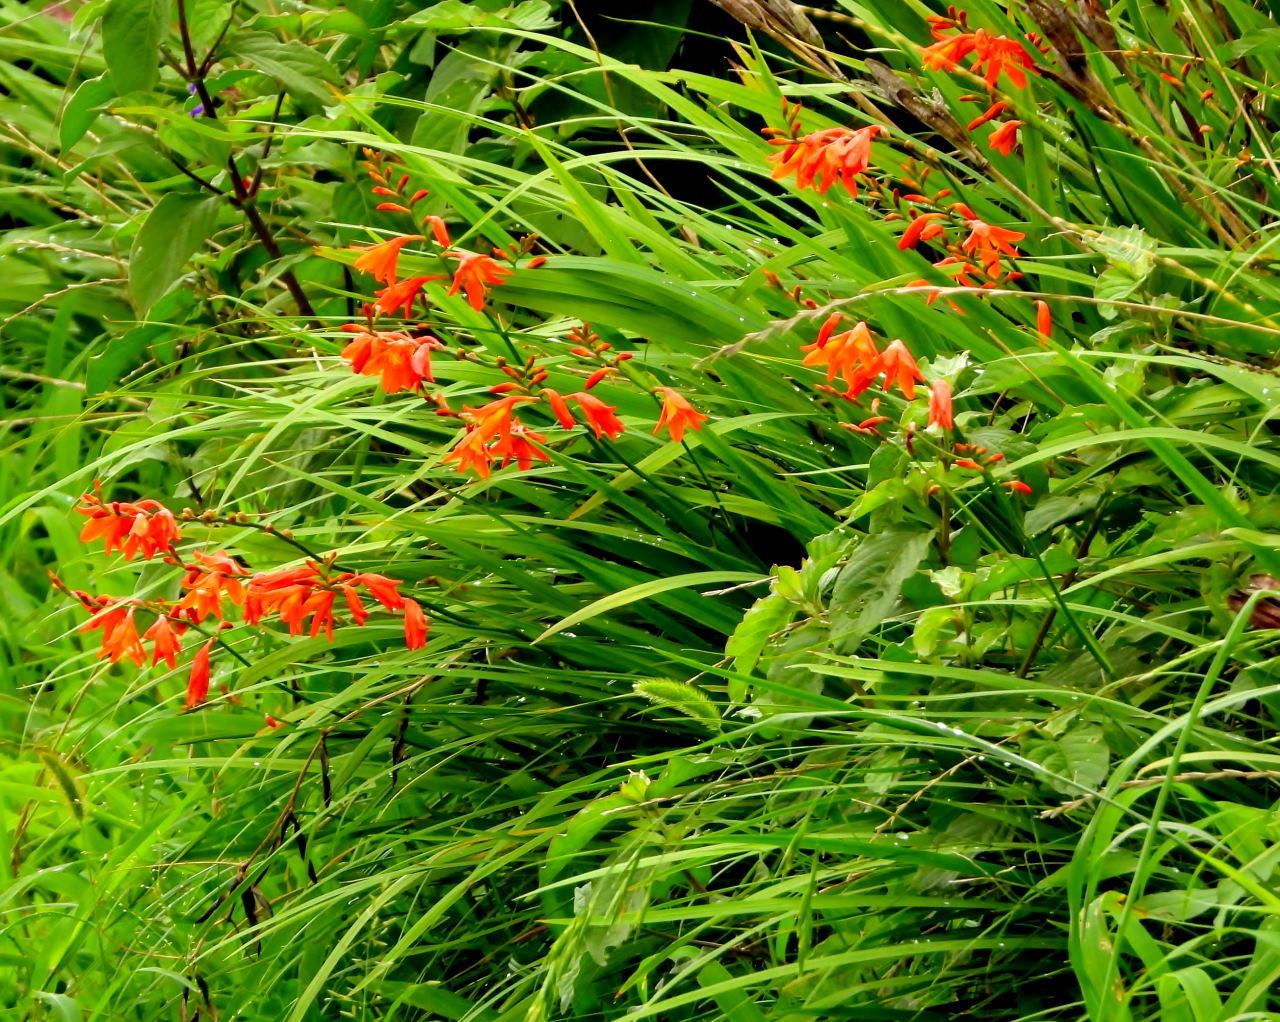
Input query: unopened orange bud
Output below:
<box><xmin>1035</xmin><ymin>299</ymin><xmax>1052</xmax><ymax>339</ymax></box>
<box><xmin>376</xmin><ymin>202</ymin><xmax>411</xmax><ymax>213</ymax></box>
<box><xmin>584</xmin><ymin>367</ymin><xmax>617</xmax><ymax>390</ymax></box>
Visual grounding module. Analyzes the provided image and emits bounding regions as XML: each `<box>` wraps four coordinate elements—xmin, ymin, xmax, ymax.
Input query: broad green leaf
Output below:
<box><xmin>128</xmin><ymin>192</ymin><xmax>220</xmax><ymax>314</ymax></box>
<box><xmin>101</xmin><ymin>0</ymin><xmax>169</xmax><ymax>94</ymax></box>
<box><xmin>829</xmin><ymin>527</ymin><xmax>935</xmax><ymax>647</ymax></box>
<box><xmin>1024</xmin><ymin>724</ymin><xmax>1110</xmax><ymax>797</ymax></box>
<box><xmin>231</xmin><ymin>32</ymin><xmax>342</xmax><ymax>107</ymax></box>
<box><xmin>60</xmin><ymin>74</ymin><xmax>115</xmax><ymax>151</ymax></box>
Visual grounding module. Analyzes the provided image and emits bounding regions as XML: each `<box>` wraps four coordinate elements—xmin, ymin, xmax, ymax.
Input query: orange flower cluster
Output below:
<box><xmin>61</xmin><ymin>492</ymin><xmax>431</xmax><ymax>713</ymax></box>
<box><xmin>242</xmin><ymin>562</ymin><xmax>426</xmax><ymax>647</ymax></box>
<box><xmin>896</xmin><ymin>201</ymin><xmax>1026</xmax><ymax>304</ymax></box>
<box><xmin>765</xmin><ymin>122</ymin><xmax>886</xmax><ymax>197</ymax></box>
<box><xmin>922</xmin><ymin>11</ymin><xmax>1039</xmax><ymax>90</ymax></box>
<box><xmin>801</xmin><ymin>317</ymin><xmax>933</xmax><ymax>404</ymax></box>
<box><xmin>442</xmin><ymin>394</ymin><xmax>548</xmax><ymax>478</ymax></box>
<box><xmin>338</xmin><ymin>155</ymin><xmax>709</xmax><ymax>479</ymax></box>
<box><xmin>800</xmin><ymin>317</ymin><xmax>954</xmax><ymax>431</ymax></box>
<box><xmin>175</xmin><ymin>549</ymin><xmax>249</xmax><ymax>623</ymax></box>
<box><xmin>340</xmin><ymin>327</ymin><xmax>444</xmax><ymax>394</ymax></box>
<box><xmin>76</xmin><ymin>493</ymin><xmax>180</xmax><ymax>560</ymax></box>
<box><xmin>350</xmin><ymin>152</ymin><xmax>535</xmax><ymax>319</ymax></box>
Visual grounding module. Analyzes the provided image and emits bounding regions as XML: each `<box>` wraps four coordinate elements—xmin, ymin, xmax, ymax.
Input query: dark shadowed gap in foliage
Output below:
<box><xmin>562</xmin><ymin>0</ymin><xmax>762</xmax><ymax>209</ymax></box>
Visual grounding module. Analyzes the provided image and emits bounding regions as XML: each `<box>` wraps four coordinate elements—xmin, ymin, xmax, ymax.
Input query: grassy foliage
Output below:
<box><xmin>4</xmin><ymin>0</ymin><xmax>1280</xmax><ymax>1019</ymax></box>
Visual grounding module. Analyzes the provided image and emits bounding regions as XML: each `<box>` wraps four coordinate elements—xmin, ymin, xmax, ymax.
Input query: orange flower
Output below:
<box><xmin>186</xmin><ymin>640</ymin><xmax>212</xmax><ymax>708</ymax></box>
<box><xmin>373</xmin><ymin>275</ymin><xmax>444</xmax><ymax>319</ymax></box>
<box><xmin>76</xmin><ymin>494</ymin><xmax>180</xmax><ymax>560</ymax></box>
<box><xmin>960</xmin><ymin>219</ymin><xmax>1025</xmax><ymax>276</ymax></box>
<box><xmin>988</xmin><ymin>120</ymin><xmax>1022</xmax><ymax>155</ymax></box>
<box><xmin>923</xmin><ymin>26</ymin><xmax>1037</xmax><ymax>90</ymax></box>
<box><xmin>423</xmin><ymin>215</ymin><xmax>451</xmax><ymax>247</ymax></box>
<box><xmin>346</xmin><ymin>572</ymin><xmax>404</xmax><ymax>611</ymax></box>
<box><xmin>927</xmin><ymin>379</ymin><xmax>954</xmax><ymax>429</ymax></box>
<box><xmin>351</xmin><ymin>234</ymin><xmax>422</xmax><ymax>285</ymax></box>
<box><xmin>83</xmin><ymin>601</ymin><xmax>147</xmax><ymax>666</ymax></box>
<box><xmin>491</xmin><ymin>424</ymin><xmax>551</xmax><ymax>470</ymax></box>
<box><xmin>403</xmin><ymin>598</ymin><xmax>429</xmax><ymax>650</ymax></box>
<box><xmin>922</xmin><ymin>32</ymin><xmax>979</xmax><ymax>72</ymax></box>
<box><xmin>766</xmin><ymin>125</ymin><xmax>885</xmax><ymax>197</ymax></box>
<box><xmin>445</xmin><ymin>250</ymin><xmax>513</xmax><ymax>311</ymax></box>
<box><xmin>301</xmin><ymin>589</ymin><xmax>337</xmax><ymax>640</ymax></box>
<box><xmin>244</xmin><ymin>563</ymin><xmax>324</xmax><ymax>628</ymax></box>
<box><xmin>442</xmin><ymin>430</ymin><xmax>495</xmax><ymax>478</ymax></box>
<box><xmin>1004</xmin><ymin>480</ymin><xmax>1033</xmax><ymax>494</ymax></box>
<box><xmin>443</xmin><ymin>395</ymin><xmax>548</xmax><ymax>476</ymax></box>
<box><xmin>572</xmin><ymin>392</ymin><xmax>626</xmax><ymax>440</ymax></box>
<box><xmin>468</xmin><ymin>395</ymin><xmax>538</xmax><ymax>439</ymax></box>
<box><xmin>143</xmin><ymin>615</ymin><xmax>183</xmax><ymax>669</ymax></box>
<box><xmin>898</xmin><ymin>212</ymin><xmax>948</xmax><ymax>250</ymax></box>
<box><xmin>176</xmin><ymin>549</ymin><xmax>248</xmax><ymax>623</ymax></box>
<box><xmin>653</xmin><ymin>387</ymin><xmax>707</xmax><ymax>443</ymax></box>
<box><xmin>340</xmin><ymin>583</ymin><xmax>369</xmax><ymax>625</ymax></box>
<box><xmin>801</xmin><ymin>321</ymin><xmax>882</xmax><ymax>395</ymax></box>
<box><xmin>880</xmin><ymin>340</ymin><xmax>925</xmax><ymax>400</ymax></box>
<box><xmin>341</xmin><ymin>330</ymin><xmax>443</xmax><ymax>394</ymax></box>
<box><xmin>973</xmin><ymin>34</ymin><xmax>1037</xmax><ymax>90</ymax></box>
<box><xmin>543</xmin><ymin>389</ymin><xmax>577</xmax><ymax>429</ymax></box>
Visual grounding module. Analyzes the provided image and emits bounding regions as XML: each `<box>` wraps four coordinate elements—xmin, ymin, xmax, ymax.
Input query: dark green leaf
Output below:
<box><xmin>829</xmin><ymin>527</ymin><xmax>935</xmax><ymax>647</ymax></box>
<box><xmin>101</xmin><ymin>0</ymin><xmax>169</xmax><ymax>95</ymax></box>
<box><xmin>231</xmin><ymin>32</ymin><xmax>342</xmax><ymax>107</ymax></box>
<box><xmin>129</xmin><ymin>192</ymin><xmax>220</xmax><ymax>314</ymax></box>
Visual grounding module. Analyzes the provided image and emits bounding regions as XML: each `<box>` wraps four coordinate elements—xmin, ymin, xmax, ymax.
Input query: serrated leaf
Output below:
<box><xmin>829</xmin><ymin>527</ymin><xmax>935</xmax><ymax>647</ymax></box>
<box><xmin>102</xmin><ymin>0</ymin><xmax>169</xmax><ymax>94</ymax></box>
<box><xmin>129</xmin><ymin>192</ymin><xmax>220</xmax><ymax>315</ymax></box>
<box><xmin>1024</xmin><ymin>724</ymin><xmax>1109</xmax><ymax>796</ymax></box>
